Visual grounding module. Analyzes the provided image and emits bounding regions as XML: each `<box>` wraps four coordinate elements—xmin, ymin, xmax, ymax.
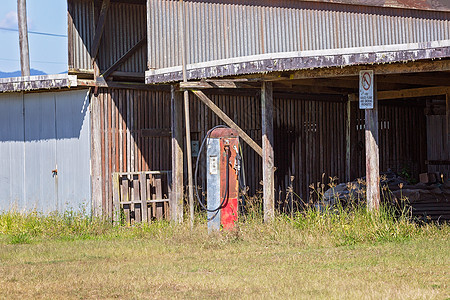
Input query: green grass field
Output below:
<box><xmin>1</xmin><ymin>208</ymin><xmax>449</xmax><ymax>299</ymax></box>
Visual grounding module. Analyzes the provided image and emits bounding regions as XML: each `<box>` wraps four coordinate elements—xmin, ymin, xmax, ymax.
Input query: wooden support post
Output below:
<box><xmin>91</xmin><ymin>92</ymin><xmax>103</xmax><ymax>217</ymax></box>
<box><xmin>184</xmin><ymin>90</ymin><xmax>195</xmax><ymax>228</ymax></box>
<box><xmin>17</xmin><ymin>0</ymin><xmax>30</xmax><ymax>76</ymax></box>
<box><xmin>178</xmin><ymin>0</ymin><xmax>194</xmax><ymax>228</ymax></box>
<box><xmin>262</xmin><ymin>82</ymin><xmax>275</xmax><ymax>222</ymax></box>
<box><xmin>171</xmin><ymin>86</ymin><xmax>184</xmax><ymax>223</ymax></box>
<box><xmin>346</xmin><ymin>96</ymin><xmax>352</xmax><ymax>182</ymax></box>
<box><xmin>112</xmin><ymin>173</ymin><xmax>120</xmax><ymax>223</ymax></box>
<box><xmin>140</xmin><ymin>173</ymin><xmax>148</xmax><ymax>223</ymax></box>
<box><xmin>191</xmin><ymin>90</ymin><xmax>263</xmax><ymax>157</ymax></box>
<box><xmin>447</xmin><ymin>93</ymin><xmax>450</xmax><ymax>147</ymax></box>
<box><xmin>365</xmin><ymin>77</ymin><xmax>380</xmax><ymax>211</ymax></box>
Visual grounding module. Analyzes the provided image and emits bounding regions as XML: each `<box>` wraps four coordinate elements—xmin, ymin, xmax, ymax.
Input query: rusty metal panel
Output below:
<box><xmin>69</xmin><ymin>0</ymin><xmax>94</xmax><ymax>71</ymax></box>
<box><xmin>98</xmin><ymin>2</ymin><xmax>147</xmax><ymax>73</ymax></box>
<box><xmin>147</xmin><ymin>0</ymin><xmax>450</xmax><ymax>80</ymax></box>
<box><xmin>69</xmin><ymin>0</ymin><xmax>147</xmax><ymax>73</ymax></box>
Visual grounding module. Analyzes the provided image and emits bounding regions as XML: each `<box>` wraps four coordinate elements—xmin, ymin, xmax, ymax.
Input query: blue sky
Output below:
<box><xmin>0</xmin><ymin>0</ymin><xmax>68</xmax><ymax>74</ymax></box>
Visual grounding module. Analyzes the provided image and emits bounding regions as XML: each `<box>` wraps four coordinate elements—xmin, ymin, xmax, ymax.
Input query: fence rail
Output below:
<box><xmin>112</xmin><ymin>171</ymin><xmax>171</xmax><ymax>224</ymax></box>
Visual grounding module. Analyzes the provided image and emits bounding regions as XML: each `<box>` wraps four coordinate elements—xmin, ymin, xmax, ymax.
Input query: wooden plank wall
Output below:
<box><xmin>96</xmin><ymin>88</ymin><xmax>171</xmax><ymax>218</ymax></box>
<box><xmin>188</xmin><ymin>92</ymin><xmax>349</xmax><ymax>205</ymax></box>
<box><xmin>94</xmin><ymin>88</ymin><xmax>428</xmax><ymax>216</ymax></box>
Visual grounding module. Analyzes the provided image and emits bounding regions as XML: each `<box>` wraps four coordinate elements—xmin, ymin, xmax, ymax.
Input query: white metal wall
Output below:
<box><xmin>0</xmin><ymin>89</ymin><xmax>91</xmax><ymax>214</ymax></box>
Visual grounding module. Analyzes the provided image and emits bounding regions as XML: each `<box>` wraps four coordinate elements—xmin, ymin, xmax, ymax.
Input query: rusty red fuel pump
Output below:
<box><xmin>195</xmin><ymin>126</ymin><xmax>242</xmax><ymax>232</ymax></box>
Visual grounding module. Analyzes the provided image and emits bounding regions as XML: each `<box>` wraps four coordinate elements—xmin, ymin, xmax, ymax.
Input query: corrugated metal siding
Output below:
<box><xmin>148</xmin><ymin>0</ymin><xmax>450</xmax><ymax>69</ymax></box>
<box><xmin>0</xmin><ymin>90</ymin><xmax>91</xmax><ymax>214</ymax></box>
<box><xmin>68</xmin><ymin>0</ymin><xmax>147</xmax><ymax>73</ymax></box>
<box><xmin>98</xmin><ymin>2</ymin><xmax>147</xmax><ymax>73</ymax></box>
<box><xmin>68</xmin><ymin>0</ymin><xmax>94</xmax><ymax>71</ymax></box>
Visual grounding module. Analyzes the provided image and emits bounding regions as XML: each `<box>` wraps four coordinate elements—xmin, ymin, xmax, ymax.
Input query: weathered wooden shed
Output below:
<box><xmin>1</xmin><ymin>0</ymin><xmax>449</xmax><ymax>221</ymax></box>
<box><xmin>61</xmin><ymin>0</ymin><xmax>450</xmax><ymax>220</ymax></box>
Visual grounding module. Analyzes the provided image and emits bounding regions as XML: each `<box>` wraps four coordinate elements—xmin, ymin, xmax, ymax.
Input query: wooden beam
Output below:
<box><xmin>365</xmin><ymin>77</ymin><xmax>380</xmax><ymax>212</ymax></box>
<box><xmin>179</xmin><ymin>80</ymin><xmax>257</xmax><ymax>89</ymax></box>
<box><xmin>378</xmin><ymin>86</ymin><xmax>450</xmax><ymax>100</ymax></box>
<box><xmin>447</xmin><ymin>93</ymin><xmax>450</xmax><ymax>147</ymax></box>
<box><xmin>183</xmin><ymin>89</ymin><xmax>195</xmax><ymax>228</ymax></box>
<box><xmin>261</xmin><ymin>59</ymin><xmax>450</xmax><ymax>81</ymax></box>
<box><xmin>91</xmin><ymin>0</ymin><xmax>110</xmax><ymax>61</ymax></box>
<box><xmin>350</xmin><ymin>86</ymin><xmax>450</xmax><ymax>101</ymax></box>
<box><xmin>262</xmin><ymin>82</ymin><xmax>275</xmax><ymax>222</ymax></box>
<box><xmin>191</xmin><ymin>90</ymin><xmax>263</xmax><ymax>157</ymax></box>
<box><xmin>171</xmin><ymin>86</ymin><xmax>184</xmax><ymax>223</ymax></box>
<box><xmin>377</xmin><ymin>74</ymin><xmax>450</xmax><ymax>87</ymax></box>
<box><xmin>17</xmin><ymin>0</ymin><xmax>30</xmax><ymax>76</ymax></box>
<box><xmin>101</xmin><ymin>36</ymin><xmax>146</xmax><ymax>79</ymax></box>
<box><xmin>77</xmin><ymin>79</ymin><xmax>170</xmax><ymax>91</ymax></box>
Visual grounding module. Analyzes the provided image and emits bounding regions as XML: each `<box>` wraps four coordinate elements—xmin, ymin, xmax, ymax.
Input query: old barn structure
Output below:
<box><xmin>1</xmin><ymin>0</ymin><xmax>449</xmax><ymax>221</ymax></box>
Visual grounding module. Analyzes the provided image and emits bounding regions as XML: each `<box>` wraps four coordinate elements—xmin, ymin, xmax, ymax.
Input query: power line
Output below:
<box><xmin>0</xmin><ymin>27</ymin><xmax>67</xmax><ymax>38</ymax></box>
<box><xmin>0</xmin><ymin>57</ymin><xmax>67</xmax><ymax>65</ymax></box>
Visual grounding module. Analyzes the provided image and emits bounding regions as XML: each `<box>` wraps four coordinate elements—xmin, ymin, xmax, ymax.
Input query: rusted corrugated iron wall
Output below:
<box><xmin>68</xmin><ymin>0</ymin><xmax>94</xmax><ymax>71</ymax></box>
<box><xmin>353</xmin><ymin>101</ymin><xmax>427</xmax><ymax>181</ymax></box>
<box><xmin>94</xmin><ymin>89</ymin><xmax>428</xmax><ymax>213</ymax></box>
<box><xmin>148</xmin><ymin>0</ymin><xmax>450</xmax><ymax>69</ymax></box>
<box><xmin>68</xmin><ymin>0</ymin><xmax>147</xmax><ymax>73</ymax></box>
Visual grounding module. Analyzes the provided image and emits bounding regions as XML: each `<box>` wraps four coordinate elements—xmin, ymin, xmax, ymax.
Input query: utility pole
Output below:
<box><xmin>17</xmin><ymin>0</ymin><xmax>30</xmax><ymax>76</ymax></box>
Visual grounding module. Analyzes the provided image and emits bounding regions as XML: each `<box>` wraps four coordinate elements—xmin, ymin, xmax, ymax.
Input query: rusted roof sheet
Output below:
<box><xmin>0</xmin><ymin>75</ymin><xmax>78</xmax><ymax>93</ymax></box>
<box><xmin>304</xmin><ymin>0</ymin><xmax>450</xmax><ymax>12</ymax></box>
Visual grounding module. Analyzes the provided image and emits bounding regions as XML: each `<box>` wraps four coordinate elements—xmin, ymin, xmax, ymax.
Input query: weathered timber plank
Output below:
<box><xmin>155</xmin><ymin>175</ymin><xmax>163</xmax><ymax>220</ymax></box>
<box><xmin>365</xmin><ymin>77</ymin><xmax>380</xmax><ymax>211</ymax></box>
<box><xmin>350</xmin><ymin>86</ymin><xmax>450</xmax><ymax>101</ymax></box>
<box><xmin>179</xmin><ymin>80</ymin><xmax>256</xmax><ymax>89</ymax></box>
<box><xmin>91</xmin><ymin>0</ymin><xmax>110</xmax><ymax>61</ymax></box>
<box><xmin>91</xmin><ymin>93</ymin><xmax>103</xmax><ymax>217</ymax></box>
<box><xmin>102</xmin><ymin>37</ymin><xmax>147</xmax><ymax>79</ymax></box>
<box><xmin>0</xmin><ymin>75</ymin><xmax>78</xmax><ymax>93</ymax></box>
<box><xmin>112</xmin><ymin>173</ymin><xmax>120</xmax><ymax>222</ymax></box>
<box><xmin>140</xmin><ymin>173</ymin><xmax>148</xmax><ymax>223</ymax></box>
<box><xmin>262</xmin><ymin>82</ymin><xmax>275</xmax><ymax>222</ymax></box>
<box><xmin>171</xmin><ymin>86</ymin><xmax>184</xmax><ymax>223</ymax></box>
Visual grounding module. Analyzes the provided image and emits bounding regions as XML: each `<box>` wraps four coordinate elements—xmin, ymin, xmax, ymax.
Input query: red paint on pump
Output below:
<box><xmin>212</xmin><ymin>128</ymin><xmax>239</xmax><ymax>230</ymax></box>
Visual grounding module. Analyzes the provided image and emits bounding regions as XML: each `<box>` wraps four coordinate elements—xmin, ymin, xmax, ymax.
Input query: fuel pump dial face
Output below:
<box><xmin>209</xmin><ymin>156</ymin><xmax>218</xmax><ymax>174</ymax></box>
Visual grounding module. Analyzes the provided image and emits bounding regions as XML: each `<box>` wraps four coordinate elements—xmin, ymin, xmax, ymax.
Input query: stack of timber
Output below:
<box><xmin>322</xmin><ymin>170</ymin><xmax>450</xmax><ymax>222</ymax></box>
<box><xmin>112</xmin><ymin>171</ymin><xmax>171</xmax><ymax>224</ymax></box>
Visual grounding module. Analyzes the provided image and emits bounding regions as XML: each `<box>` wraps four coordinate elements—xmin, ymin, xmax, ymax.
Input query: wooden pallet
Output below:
<box><xmin>112</xmin><ymin>171</ymin><xmax>171</xmax><ymax>224</ymax></box>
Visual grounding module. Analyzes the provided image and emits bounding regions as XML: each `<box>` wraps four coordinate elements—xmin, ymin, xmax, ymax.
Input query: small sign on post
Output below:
<box><xmin>359</xmin><ymin>70</ymin><xmax>374</xmax><ymax>109</ymax></box>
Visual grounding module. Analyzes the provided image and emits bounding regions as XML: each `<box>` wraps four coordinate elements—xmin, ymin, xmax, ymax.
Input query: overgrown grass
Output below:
<box><xmin>1</xmin><ymin>200</ymin><xmax>448</xmax><ymax>248</ymax></box>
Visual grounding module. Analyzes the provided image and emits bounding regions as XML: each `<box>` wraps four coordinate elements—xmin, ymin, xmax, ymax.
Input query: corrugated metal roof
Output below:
<box><xmin>304</xmin><ymin>0</ymin><xmax>450</xmax><ymax>12</ymax></box>
<box><xmin>146</xmin><ymin>0</ymin><xmax>450</xmax><ymax>82</ymax></box>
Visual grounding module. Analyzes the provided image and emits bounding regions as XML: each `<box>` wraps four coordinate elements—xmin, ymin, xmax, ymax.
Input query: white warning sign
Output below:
<box><xmin>359</xmin><ymin>70</ymin><xmax>374</xmax><ymax>109</ymax></box>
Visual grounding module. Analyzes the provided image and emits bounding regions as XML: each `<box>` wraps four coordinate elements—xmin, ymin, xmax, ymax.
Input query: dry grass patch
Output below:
<box><xmin>0</xmin><ymin>209</ymin><xmax>449</xmax><ymax>299</ymax></box>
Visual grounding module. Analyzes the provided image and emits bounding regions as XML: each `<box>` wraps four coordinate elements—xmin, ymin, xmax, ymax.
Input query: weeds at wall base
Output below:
<box><xmin>0</xmin><ymin>204</ymin><xmax>448</xmax><ymax>247</ymax></box>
